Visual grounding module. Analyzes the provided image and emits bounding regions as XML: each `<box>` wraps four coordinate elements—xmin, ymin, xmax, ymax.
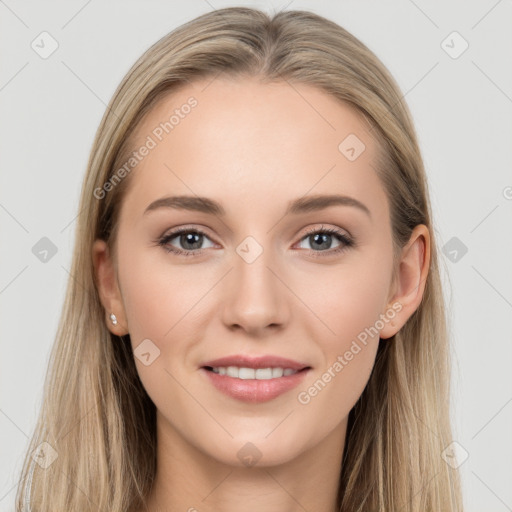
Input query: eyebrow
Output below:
<box><xmin>143</xmin><ymin>194</ymin><xmax>371</xmax><ymax>219</ymax></box>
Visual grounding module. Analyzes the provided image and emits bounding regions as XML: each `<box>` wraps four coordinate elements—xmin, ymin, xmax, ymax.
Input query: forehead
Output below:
<box><xmin>118</xmin><ymin>76</ymin><xmax>388</xmax><ymax>224</ymax></box>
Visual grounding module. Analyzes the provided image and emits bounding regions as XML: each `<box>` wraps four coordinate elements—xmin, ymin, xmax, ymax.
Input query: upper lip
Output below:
<box><xmin>201</xmin><ymin>355</ymin><xmax>311</xmax><ymax>371</ymax></box>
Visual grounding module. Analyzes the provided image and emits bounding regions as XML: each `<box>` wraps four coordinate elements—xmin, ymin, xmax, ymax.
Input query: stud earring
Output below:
<box><xmin>109</xmin><ymin>313</ymin><xmax>118</xmax><ymax>325</ymax></box>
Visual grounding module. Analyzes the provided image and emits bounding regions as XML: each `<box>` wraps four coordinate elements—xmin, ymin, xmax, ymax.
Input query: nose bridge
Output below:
<box><xmin>222</xmin><ymin>235</ymin><xmax>287</xmax><ymax>332</ymax></box>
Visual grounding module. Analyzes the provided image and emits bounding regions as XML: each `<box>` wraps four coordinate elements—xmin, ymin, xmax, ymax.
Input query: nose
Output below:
<box><xmin>221</xmin><ymin>248</ymin><xmax>289</xmax><ymax>336</ymax></box>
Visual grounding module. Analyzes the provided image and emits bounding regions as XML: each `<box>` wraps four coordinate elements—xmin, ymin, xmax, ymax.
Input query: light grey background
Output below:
<box><xmin>1</xmin><ymin>1</ymin><xmax>511</xmax><ymax>510</ymax></box>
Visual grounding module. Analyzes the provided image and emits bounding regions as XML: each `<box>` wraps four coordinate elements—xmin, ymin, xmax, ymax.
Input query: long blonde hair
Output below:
<box><xmin>16</xmin><ymin>7</ymin><xmax>464</xmax><ymax>511</ymax></box>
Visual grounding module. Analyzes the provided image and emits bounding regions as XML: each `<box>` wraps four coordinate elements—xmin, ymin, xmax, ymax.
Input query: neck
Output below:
<box><xmin>142</xmin><ymin>412</ymin><xmax>347</xmax><ymax>512</ymax></box>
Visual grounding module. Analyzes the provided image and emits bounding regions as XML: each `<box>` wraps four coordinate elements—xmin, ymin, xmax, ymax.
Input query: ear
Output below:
<box><xmin>379</xmin><ymin>224</ymin><xmax>430</xmax><ymax>339</ymax></box>
<box><xmin>92</xmin><ymin>238</ymin><xmax>129</xmax><ymax>336</ymax></box>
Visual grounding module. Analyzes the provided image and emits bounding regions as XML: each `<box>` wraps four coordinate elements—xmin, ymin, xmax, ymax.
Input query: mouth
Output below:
<box><xmin>199</xmin><ymin>355</ymin><xmax>312</xmax><ymax>403</ymax></box>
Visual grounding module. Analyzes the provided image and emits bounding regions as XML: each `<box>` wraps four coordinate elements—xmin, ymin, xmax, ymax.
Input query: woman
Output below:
<box><xmin>16</xmin><ymin>7</ymin><xmax>464</xmax><ymax>511</ymax></box>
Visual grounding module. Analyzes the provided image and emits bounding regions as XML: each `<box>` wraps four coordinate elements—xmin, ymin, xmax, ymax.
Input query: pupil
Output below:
<box><xmin>312</xmin><ymin>233</ymin><xmax>331</xmax><ymax>250</ymax></box>
<box><xmin>181</xmin><ymin>233</ymin><xmax>202</xmax><ymax>250</ymax></box>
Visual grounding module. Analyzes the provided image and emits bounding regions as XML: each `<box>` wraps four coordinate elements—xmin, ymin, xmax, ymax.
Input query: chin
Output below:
<box><xmin>200</xmin><ymin>433</ymin><xmax>308</xmax><ymax>469</ymax></box>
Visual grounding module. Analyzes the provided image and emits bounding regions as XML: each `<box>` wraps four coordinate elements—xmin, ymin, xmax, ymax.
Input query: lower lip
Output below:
<box><xmin>200</xmin><ymin>367</ymin><xmax>310</xmax><ymax>403</ymax></box>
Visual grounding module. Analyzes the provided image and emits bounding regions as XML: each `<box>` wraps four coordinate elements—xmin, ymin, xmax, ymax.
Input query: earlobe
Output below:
<box><xmin>379</xmin><ymin>224</ymin><xmax>430</xmax><ymax>340</ymax></box>
<box><xmin>91</xmin><ymin>239</ymin><xmax>129</xmax><ymax>335</ymax></box>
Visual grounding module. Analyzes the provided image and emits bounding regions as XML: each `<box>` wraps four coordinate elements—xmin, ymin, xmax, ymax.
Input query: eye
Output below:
<box><xmin>155</xmin><ymin>224</ymin><xmax>355</xmax><ymax>258</ymax></box>
<box><xmin>157</xmin><ymin>227</ymin><xmax>216</xmax><ymax>256</ymax></box>
<box><xmin>295</xmin><ymin>225</ymin><xmax>354</xmax><ymax>257</ymax></box>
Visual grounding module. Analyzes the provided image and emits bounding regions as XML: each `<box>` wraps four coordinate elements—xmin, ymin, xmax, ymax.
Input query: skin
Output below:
<box><xmin>92</xmin><ymin>76</ymin><xmax>430</xmax><ymax>512</ymax></box>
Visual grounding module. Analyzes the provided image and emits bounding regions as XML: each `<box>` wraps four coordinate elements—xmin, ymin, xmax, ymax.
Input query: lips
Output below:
<box><xmin>200</xmin><ymin>354</ymin><xmax>312</xmax><ymax>403</ymax></box>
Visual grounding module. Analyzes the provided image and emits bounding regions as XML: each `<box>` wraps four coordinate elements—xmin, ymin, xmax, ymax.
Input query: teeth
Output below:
<box><xmin>226</xmin><ymin>366</ymin><xmax>238</xmax><ymax>378</ymax></box>
<box><xmin>209</xmin><ymin>366</ymin><xmax>299</xmax><ymax>380</ymax></box>
<box><xmin>272</xmin><ymin>367</ymin><xmax>283</xmax><ymax>378</ymax></box>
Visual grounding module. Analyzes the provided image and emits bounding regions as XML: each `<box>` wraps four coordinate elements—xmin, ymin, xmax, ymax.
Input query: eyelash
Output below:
<box><xmin>155</xmin><ymin>225</ymin><xmax>355</xmax><ymax>258</ymax></box>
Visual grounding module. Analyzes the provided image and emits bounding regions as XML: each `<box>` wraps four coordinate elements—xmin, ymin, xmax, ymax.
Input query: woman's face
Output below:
<box><xmin>95</xmin><ymin>76</ymin><xmax>406</xmax><ymax>467</ymax></box>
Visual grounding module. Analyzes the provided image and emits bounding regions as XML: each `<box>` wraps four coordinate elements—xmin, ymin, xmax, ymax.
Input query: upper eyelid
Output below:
<box><xmin>302</xmin><ymin>224</ymin><xmax>350</xmax><ymax>237</ymax></box>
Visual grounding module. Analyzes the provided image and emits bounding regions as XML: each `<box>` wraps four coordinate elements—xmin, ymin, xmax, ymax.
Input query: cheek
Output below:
<box><xmin>299</xmin><ymin>255</ymin><xmax>392</xmax><ymax>349</ymax></box>
<box><xmin>295</xmin><ymin>273</ymin><xmax>386</xmax><ymax>431</ymax></box>
<box><xmin>292</xmin><ymin>252</ymin><xmax>391</xmax><ymax>409</ymax></box>
<box><xmin>117</xmin><ymin>241</ymin><xmax>210</xmax><ymax>341</ymax></box>
<box><xmin>117</xmin><ymin>245</ymin><xmax>206</xmax><ymax>405</ymax></box>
